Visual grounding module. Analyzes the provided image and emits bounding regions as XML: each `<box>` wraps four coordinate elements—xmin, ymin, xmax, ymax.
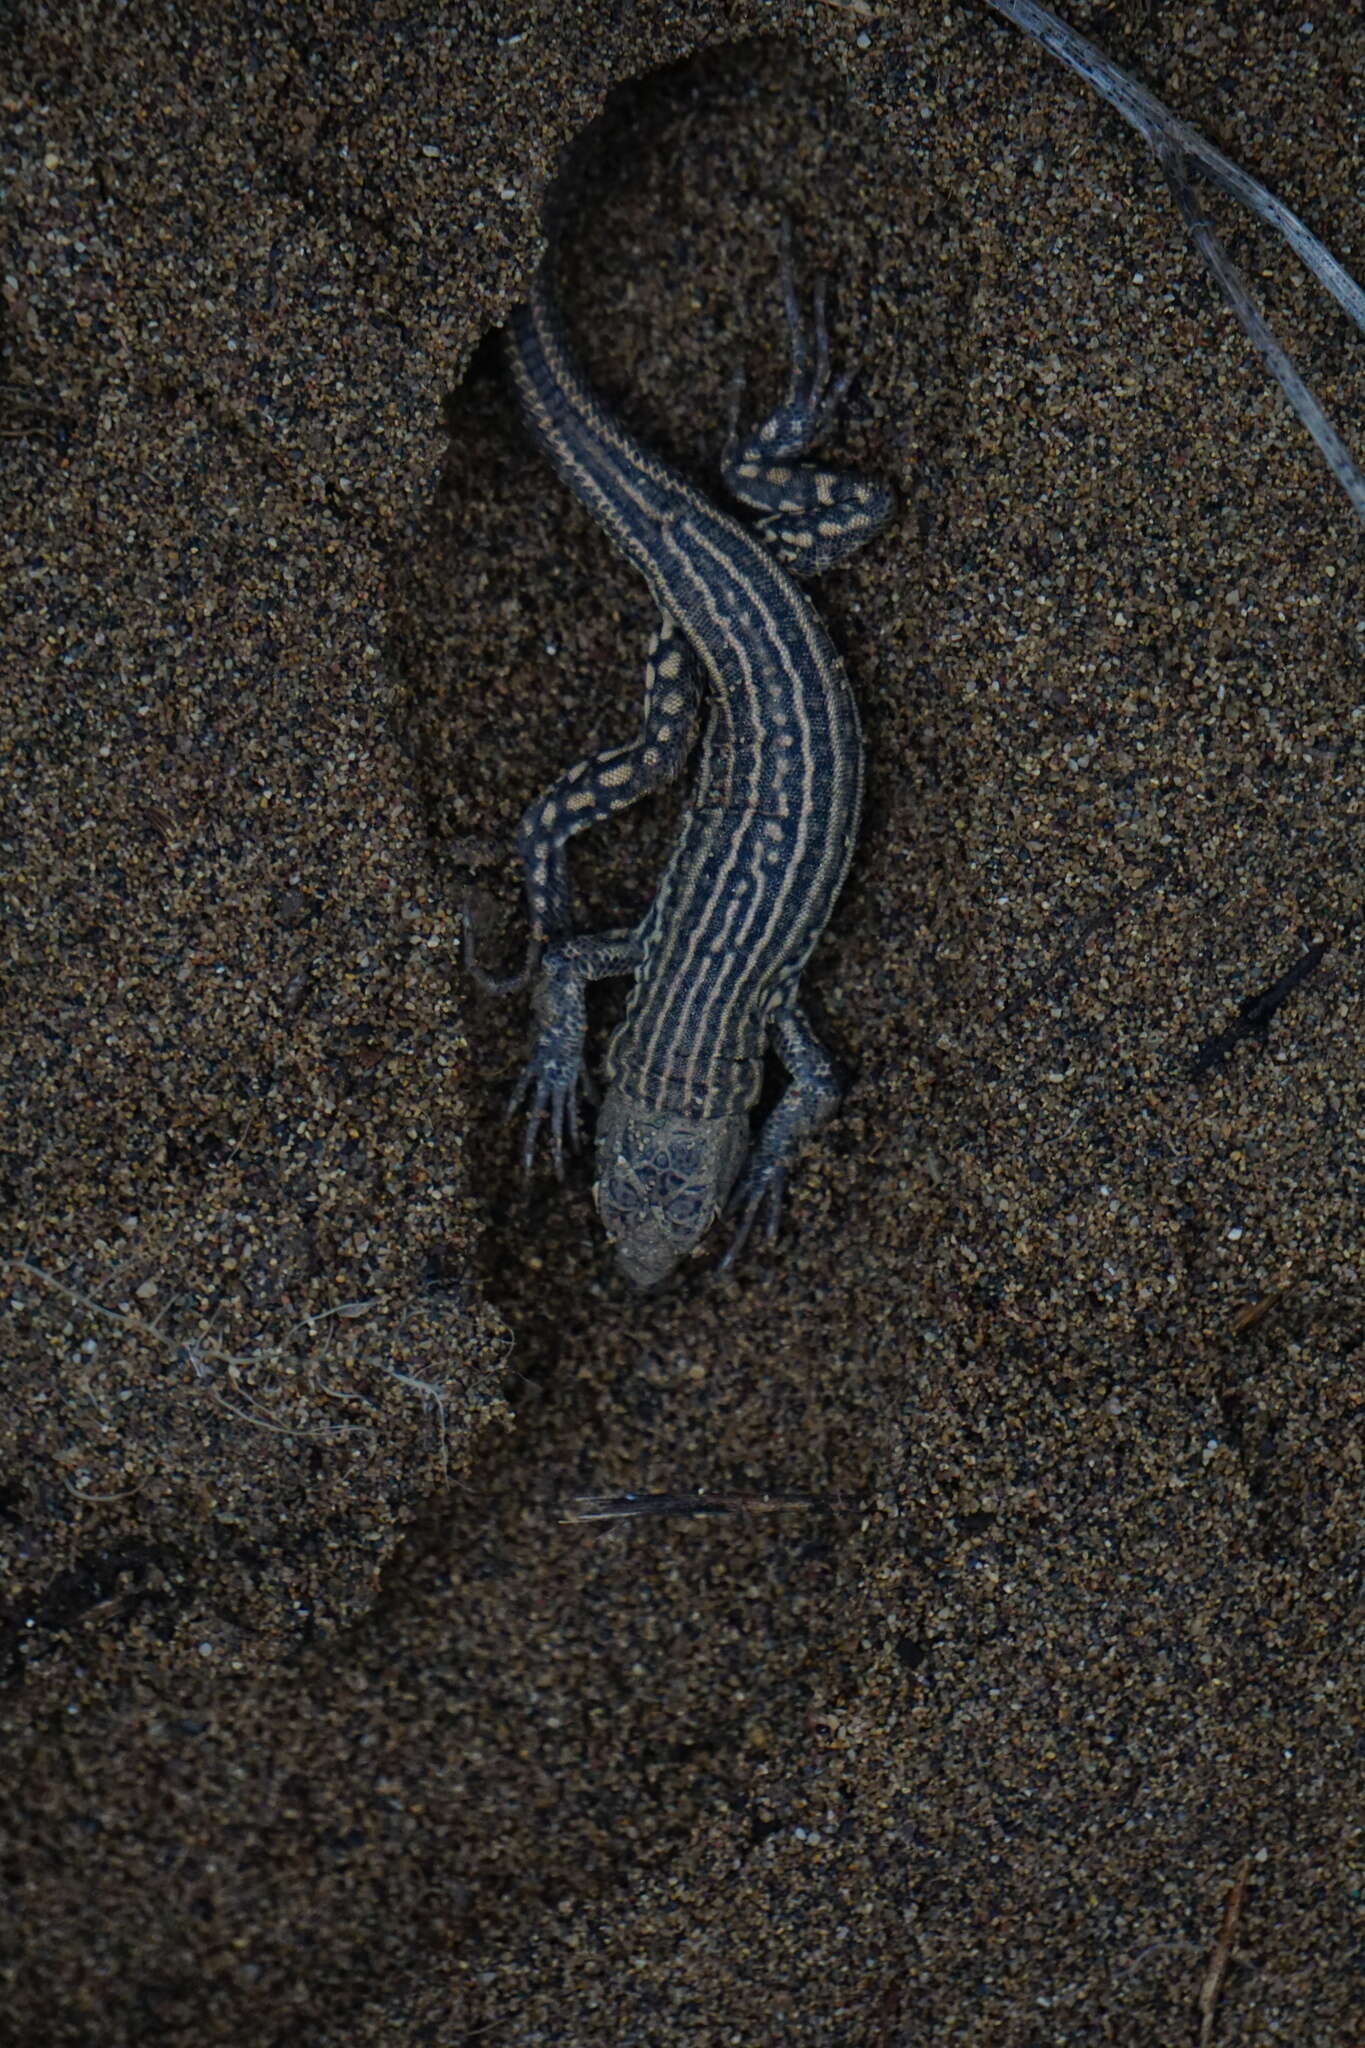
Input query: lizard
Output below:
<box><xmin>467</xmin><ymin>224</ymin><xmax>895</xmax><ymax>1287</ymax></box>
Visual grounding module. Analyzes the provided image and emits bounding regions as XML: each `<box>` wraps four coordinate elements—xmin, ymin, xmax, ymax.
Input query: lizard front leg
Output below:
<box><xmin>509</xmin><ymin>929</ymin><xmax>641</xmax><ymax>1176</ymax></box>
<box><xmin>720</xmin><ymin>1002</ymin><xmax>845</xmax><ymax>1268</ymax></box>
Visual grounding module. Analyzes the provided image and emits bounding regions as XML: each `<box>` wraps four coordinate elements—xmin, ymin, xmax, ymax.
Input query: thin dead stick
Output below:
<box><xmin>984</xmin><ymin>0</ymin><xmax>1365</xmax><ymax>523</ymax></box>
<box><xmin>565</xmin><ymin>1489</ymin><xmax>827</xmax><ymax>1523</ymax></box>
<box><xmin>1159</xmin><ymin>150</ymin><xmax>1365</xmax><ymax>521</ymax></box>
<box><xmin>986</xmin><ymin>0</ymin><xmax>1365</xmax><ymax>323</ymax></box>
<box><xmin>1198</xmin><ymin>1856</ymin><xmax>1253</xmax><ymax>2048</ymax></box>
<box><xmin>1228</xmin><ymin>1267</ymin><xmax>1296</xmax><ymax>1337</ymax></box>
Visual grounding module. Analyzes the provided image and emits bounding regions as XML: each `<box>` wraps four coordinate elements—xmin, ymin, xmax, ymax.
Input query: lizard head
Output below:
<box><xmin>593</xmin><ymin>1090</ymin><xmax>749</xmax><ymax>1288</ymax></box>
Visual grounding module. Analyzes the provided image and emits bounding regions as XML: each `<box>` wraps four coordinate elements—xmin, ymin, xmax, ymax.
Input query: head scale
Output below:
<box><xmin>593</xmin><ymin>1090</ymin><xmax>748</xmax><ymax>1288</ymax></box>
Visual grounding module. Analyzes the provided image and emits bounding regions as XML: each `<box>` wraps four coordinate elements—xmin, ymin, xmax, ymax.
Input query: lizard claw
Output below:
<box><xmin>562</xmin><ymin>1061</ymin><xmax>598</xmax><ymax>1154</ymax></box>
<box><xmin>717</xmin><ymin>1162</ymin><xmax>788</xmax><ymax>1273</ymax></box>
<box><xmin>506</xmin><ymin>1051</ymin><xmax>593</xmax><ymax>1181</ymax></box>
<box><xmin>723</xmin><ymin>367</ymin><xmax>747</xmax><ymax>458</ymax></box>
<box><xmin>809</xmin><ymin>274</ymin><xmax>831</xmax><ymax>403</ymax></box>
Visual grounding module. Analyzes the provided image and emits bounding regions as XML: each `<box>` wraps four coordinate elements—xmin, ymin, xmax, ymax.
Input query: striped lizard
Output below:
<box><xmin>468</xmin><ymin>228</ymin><xmax>894</xmax><ymax>1285</ymax></box>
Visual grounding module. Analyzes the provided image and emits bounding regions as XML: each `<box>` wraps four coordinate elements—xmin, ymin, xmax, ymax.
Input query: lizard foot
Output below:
<box><xmin>717</xmin><ymin>1160</ymin><xmax>789</xmax><ymax>1273</ymax></box>
<box><xmin>721</xmin><ymin>222</ymin><xmax>893</xmax><ymax>575</ymax></box>
<box><xmin>506</xmin><ymin>1047</ymin><xmax>597</xmax><ymax>1180</ymax></box>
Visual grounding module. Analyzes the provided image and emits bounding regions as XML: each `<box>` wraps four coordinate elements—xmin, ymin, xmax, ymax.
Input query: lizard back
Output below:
<box><xmin>506</xmin><ymin>272</ymin><xmax>865</xmax><ymax>1119</ymax></box>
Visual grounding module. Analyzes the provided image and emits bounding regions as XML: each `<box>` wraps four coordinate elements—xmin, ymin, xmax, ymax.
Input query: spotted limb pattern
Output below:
<box><xmin>491</xmin><ymin>227</ymin><xmax>894</xmax><ymax>1285</ymax></box>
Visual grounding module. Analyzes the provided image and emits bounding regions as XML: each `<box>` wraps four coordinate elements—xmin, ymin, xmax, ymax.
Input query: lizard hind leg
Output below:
<box><xmin>513</xmin><ymin>614</ymin><xmax>702</xmax><ymax>942</ymax></box>
<box><xmin>722</xmin><ymin>219</ymin><xmax>895</xmax><ymax>577</ymax></box>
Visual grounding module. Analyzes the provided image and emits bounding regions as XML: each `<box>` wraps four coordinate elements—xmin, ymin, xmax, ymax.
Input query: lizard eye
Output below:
<box><xmin>663</xmin><ymin>1185</ymin><xmax>707</xmax><ymax>1233</ymax></box>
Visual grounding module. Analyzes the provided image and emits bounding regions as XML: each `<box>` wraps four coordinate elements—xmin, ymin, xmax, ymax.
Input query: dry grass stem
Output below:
<box><xmin>10</xmin><ymin>1257</ymin><xmax>371</xmax><ymax>1446</ymax></box>
<box><xmin>565</xmin><ymin>1489</ymin><xmax>826</xmax><ymax>1522</ymax></box>
<box><xmin>985</xmin><ymin>0</ymin><xmax>1365</xmax><ymax>522</ymax></box>
<box><xmin>1198</xmin><ymin>1856</ymin><xmax>1253</xmax><ymax>2047</ymax></box>
<box><xmin>1229</xmin><ymin>1270</ymin><xmax>1297</xmax><ymax>1336</ymax></box>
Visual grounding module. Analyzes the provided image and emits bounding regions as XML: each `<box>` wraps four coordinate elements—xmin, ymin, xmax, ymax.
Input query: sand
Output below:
<box><xmin>2</xmin><ymin>2</ymin><xmax>1361</xmax><ymax>2041</ymax></box>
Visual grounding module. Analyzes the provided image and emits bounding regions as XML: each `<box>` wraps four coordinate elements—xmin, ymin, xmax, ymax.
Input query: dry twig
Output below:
<box><xmin>1197</xmin><ymin>1856</ymin><xmax>1253</xmax><ymax>2048</ymax></box>
<box><xmin>565</xmin><ymin>1488</ymin><xmax>825</xmax><ymax>1523</ymax></box>
<box><xmin>985</xmin><ymin>0</ymin><xmax>1365</xmax><ymax>523</ymax></box>
<box><xmin>1229</xmin><ymin>1269</ymin><xmax>1296</xmax><ymax>1337</ymax></box>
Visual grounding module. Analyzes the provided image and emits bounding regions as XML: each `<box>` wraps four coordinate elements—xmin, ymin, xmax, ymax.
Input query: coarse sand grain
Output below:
<box><xmin>2</xmin><ymin>4</ymin><xmax>1360</xmax><ymax>2043</ymax></box>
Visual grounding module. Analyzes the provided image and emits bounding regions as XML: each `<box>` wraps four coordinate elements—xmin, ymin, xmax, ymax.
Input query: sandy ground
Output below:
<box><xmin>2</xmin><ymin>2</ymin><xmax>1361</xmax><ymax>2042</ymax></box>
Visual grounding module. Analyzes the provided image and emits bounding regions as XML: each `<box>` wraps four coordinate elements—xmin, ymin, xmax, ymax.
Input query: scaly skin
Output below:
<box><xmin>481</xmin><ymin>228</ymin><xmax>894</xmax><ymax>1285</ymax></box>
